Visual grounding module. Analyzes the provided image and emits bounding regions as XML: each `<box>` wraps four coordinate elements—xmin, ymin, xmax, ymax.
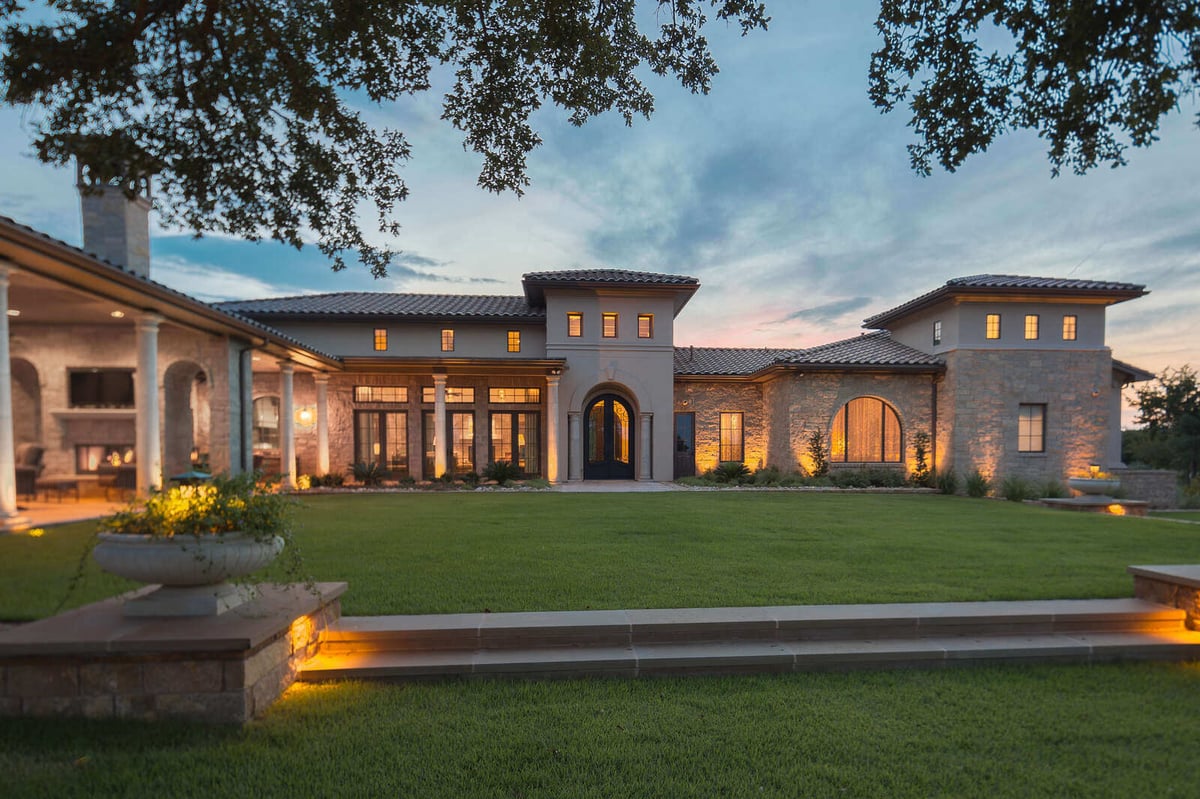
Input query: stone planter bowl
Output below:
<box><xmin>93</xmin><ymin>532</ymin><xmax>285</xmax><ymax>587</ymax></box>
<box><xmin>1067</xmin><ymin>477</ymin><xmax>1121</xmax><ymax>496</ymax></box>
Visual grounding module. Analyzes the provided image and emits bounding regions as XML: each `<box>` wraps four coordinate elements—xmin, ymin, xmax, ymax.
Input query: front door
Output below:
<box><xmin>584</xmin><ymin>394</ymin><xmax>635</xmax><ymax>479</ymax></box>
<box><xmin>674</xmin><ymin>412</ymin><xmax>695</xmax><ymax>478</ymax></box>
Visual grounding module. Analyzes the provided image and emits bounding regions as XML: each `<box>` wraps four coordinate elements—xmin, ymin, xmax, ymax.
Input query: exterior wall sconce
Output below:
<box><xmin>295</xmin><ymin>407</ymin><xmax>316</xmax><ymax>428</ymax></box>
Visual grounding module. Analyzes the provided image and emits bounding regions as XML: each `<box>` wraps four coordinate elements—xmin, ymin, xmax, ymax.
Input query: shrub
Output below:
<box><xmin>483</xmin><ymin>460</ymin><xmax>522</xmax><ymax>485</ymax></box>
<box><xmin>523</xmin><ymin>477</ymin><xmax>551</xmax><ymax>489</ymax></box>
<box><xmin>713</xmin><ymin>461</ymin><xmax>751</xmax><ymax>484</ymax></box>
<box><xmin>935</xmin><ymin>470</ymin><xmax>959</xmax><ymax>495</ymax></box>
<box><xmin>460</xmin><ymin>471</ymin><xmax>481</xmax><ymax>487</ymax></box>
<box><xmin>308</xmin><ymin>473</ymin><xmax>345</xmax><ymax>488</ymax></box>
<box><xmin>1000</xmin><ymin>475</ymin><xmax>1036</xmax><ymax>502</ymax></box>
<box><xmin>1040</xmin><ymin>479</ymin><xmax>1066</xmax><ymax>499</ymax></box>
<box><xmin>965</xmin><ymin>469</ymin><xmax>992</xmax><ymax>498</ymax></box>
<box><xmin>910</xmin><ymin>431</ymin><xmax>932</xmax><ymax>487</ymax></box>
<box><xmin>675</xmin><ymin>475</ymin><xmax>709</xmax><ymax>487</ymax></box>
<box><xmin>805</xmin><ymin>429</ymin><xmax>829</xmax><ymax>477</ymax></box>
<box><xmin>752</xmin><ymin>466</ymin><xmax>783</xmax><ymax>486</ymax></box>
<box><xmin>350</xmin><ymin>461</ymin><xmax>385</xmax><ymax>487</ymax></box>
<box><xmin>829</xmin><ymin>469</ymin><xmax>871</xmax><ymax>488</ymax></box>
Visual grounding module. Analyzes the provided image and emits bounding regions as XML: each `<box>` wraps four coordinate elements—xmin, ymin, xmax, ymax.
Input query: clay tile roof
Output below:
<box><xmin>673</xmin><ymin>347</ymin><xmax>802</xmax><ymax>376</ymax></box>
<box><xmin>863</xmin><ymin>274</ymin><xmax>1148</xmax><ymax>328</ymax></box>
<box><xmin>522</xmin><ymin>268</ymin><xmax>699</xmax><ymax>286</ymax></box>
<box><xmin>782</xmin><ymin>331</ymin><xmax>943</xmax><ymax>368</ymax></box>
<box><xmin>216</xmin><ymin>292</ymin><xmax>543</xmax><ymax>321</ymax></box>
<box><xmin>1112</xmin><ymin>358</ymin><xmax>1156</xmax><ymax>383</ymax></box>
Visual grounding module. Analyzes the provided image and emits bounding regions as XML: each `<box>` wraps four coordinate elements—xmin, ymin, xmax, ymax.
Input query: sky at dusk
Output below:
<box><xmin>1</xmin><ymin>2</ymin><xmax>1196</xmax><ymax>424</ymax></box>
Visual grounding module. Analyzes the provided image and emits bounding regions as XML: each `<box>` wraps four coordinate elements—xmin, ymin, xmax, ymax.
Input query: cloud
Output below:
<box><xmin>770</xmin><ymin>297</ymin><xmax>874</xmax><ymax>326</ymax></box>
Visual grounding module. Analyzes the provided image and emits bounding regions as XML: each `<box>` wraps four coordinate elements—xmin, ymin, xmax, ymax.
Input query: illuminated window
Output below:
<box><xmin>1018</xmin><ymin>404</ymin><xmax>1045</xmax><ymax>453</ymax></box>
<box><xmin>354</xmin><ymin>411</ymin><xmax>407</xmax><ymax>474</ymax></box>
<box><xmin>354</xmin><ymin>386</ymin><xmax>408</xmax><ymax>403</ymax></box>
<box><xmin>1024</xmin><ymin>314</ymin><xmax>1039</xmax><ymax>340</ymax></box>
<box><xmin>933</xmin><ymin>320</ymin><xmax>942</xmax><ymax>345</ymax></box>
<box><xmin>441</xmin><ymin>329</ymin><xmax>455</xmax><ymax>352</ymax></box>
<box><xmin>450</xmin><ymin>411</ymin><xmax>475</xmax><ymax>473</ymax></box>
<box><xmin>490</xmin><ymin>411</ymin><xmax>540</xmax><ymax>475</ymax></box>
<box><xmin>830</xmin><ymin>397</ymin><xmax>902</xmax><ymax>463</ymax></box>
<box><xmin>421</xmin><ymin>386</ymin><xmax>475</xmax><ymax>403</ymax></box>
<box><xmin>719</xmin><ymin>412</ymin><xmax>744</xmax><ymax>462</ymax></box>
<box><xmin>1062</xmin><ymin>315</ymin><xmax>1077</xmax><ymax>341</ymax></box>
<box><xmin>488</xmin><ymin>387</ymin><xmax>541</xmax><ymax>404</ymax></box>
<box><xmin>567</xmin><ymin>312</ymin><xmax>582</xmax><ymax>337</ymax></box>
<box><xmin>985</xmin><ymin>314</ymin><xmax>1001</xmax><ymax>340</ymax></box>
<box><xmin>373</xmin><ymin>328</ymin><xmax>388</xmax><ymax>351</ymax></box>
<box><xmin>638</xmin><ymin>314</ymin><xmax>654</xmax><ymax>339</ymax></box>
<box><xmin>602</xmin><ymin>312</ymin><xmax>618</xmax><ymax>338</ymax></box>
<box><xmin>507</xmin><ymin>330</ymin><xmax>521</xmax><ymax>352</ymax></box>
<box><xmin>252</xmin><ymin>396</ymin><xmax>280</xmax><ymax>450</ymax></box>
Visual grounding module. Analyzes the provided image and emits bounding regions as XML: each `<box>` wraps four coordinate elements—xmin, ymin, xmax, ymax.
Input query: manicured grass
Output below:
<box><xmin>1150</xmin><ymin>511</ymin><xmax>1200</xmax><ymax>523</ymax></box>
<box><xmin>4</xmin><ymin>663</ymin><xmax>1200</xmax><ymax>798</ymax></box>
<box><xmin>4</xmin><ymin>493</ymin><xmax>1199</xmax><ymax>620</ymax></box>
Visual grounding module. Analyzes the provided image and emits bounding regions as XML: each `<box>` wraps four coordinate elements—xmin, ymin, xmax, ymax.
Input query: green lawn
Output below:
<box><xmin>4</xmin><ymin>493</ymin><xmax>1200</xmax><ymax>797</ymax></box>
<box><xmin>4</xmin><ymin>492</ymin><xmax>1197</xmax><ymax>620</ymax></box>
<box><xmin>1151</xmin><ymin>510</ymin><xmax>1200</xmax><ymax>523</ymax></box>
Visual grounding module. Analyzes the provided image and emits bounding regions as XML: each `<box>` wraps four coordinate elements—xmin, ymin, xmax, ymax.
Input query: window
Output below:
<box><xmin>1018</xmin><ymin>404</ymin><xmax>1045</xmax><ymax>453</ymax></box>
<box><xmin>422</xmin><ymin>386</ymin><xmax>475</xmax><ymax>403</ymax></box>
<box><xmin>985</xmin><ymin>314</ymin><xmax>1001</xmax><ymax>340</ymax></box>
<box><xmin>719</xmin><ymin>412</ymin><xmax>744</xmax><ymax>462</ymax></box>
<box><xmin>490</xmin><ymin>411</ymin><xmax>540</xmax><ymax>475</ymax></box>
<box><xmin>354</xmin><ymin>386</ymin><xmax>408</xmax><ymax>403</ymax></box>
<box><xmin>1062</xmin><ymin>315</ymin><xmax>1077</xmax><ymax>341</ymax></box>
<box><xmin>638</xmin><ymin>314</ymin><xmax>654</xmax><ymax>339</ymax></box>
<box><xmin>489</xmin><ymin>387</ymin><xmax>541</xmax><ymax>404</ymax></box>
<box><xmin>1024</xmin><ymin>314</ymin><xmax>1039</xmax><ymax>340</ymax></box>
<box><xmin>441</xmin><ymin>329</ymin><xmax>455</xmax><ymax>352</ymax></box>
<box><xmin>602</xmin><ymin>312</ymin><xmax>618</xmax><ymax>338</ymax></box>
<box><xmin>373</xmin><ymin>328</ymin><xmax>388</xmax><ymax>351</ymax></box>
<box><xmin>933</xmin><ymin>320</ymin><xmax>942</xmax><ymax>346</ymax></box>
<box><xmin>507</xmin><ymin>330</ymin><xmax>521</xmax><ymax>353</ymax></box>
<box><xmin>69</xmin><ymin>368</ymin><xmax>134</xmax><ymax>408</ymax></box>
<box><xmin>567</xmin><ymin>312</ymin><xmax>583</xmax><ymax>337</ymax></box>
<box><xmin>252</xmin><ymin>396</ymin><xmax>280</xmax><ymax>450</ymax></box>
<box><xmin>830</xmin><ymin>397</ymin><xmax>902</xmax><ymax>462</ymax></box>
<box><xmin>354</xmin><ymin>411</ymin><xmax>408</xmax><ymax>474</ymax></box>
<box><xmin>451</xmin><ymin>411</ymin><xmax>475</xmax><ymax>473</ymax></box>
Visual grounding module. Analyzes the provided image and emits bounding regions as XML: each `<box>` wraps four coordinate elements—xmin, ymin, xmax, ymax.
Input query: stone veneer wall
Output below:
<box><xmin>674</xmin><ymin>381</ymin><xmax>766</xmax><ymax>473</ymax></box>
<box><xmin>1114</xmin><ymin>468</ymin><xmax>1178</xmax><ymax>509</ymax></box>
<box><xmin>940</xmin><ymin>348</ymin><xmax>1114</xmax><ymax>484</ymax></box>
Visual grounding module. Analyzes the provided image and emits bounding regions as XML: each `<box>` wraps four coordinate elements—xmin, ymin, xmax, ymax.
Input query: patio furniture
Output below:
<box><xmin>35</xmin><ymin>474</ymin><xmax>80</xmax><ymax>503</ymax></box>
<box><xmin>15</xmin><ymin>443</ymin><xmax>45</xmax><ymax>500</ymax></box>
<box><xmin>97</xmin><ymin>464</ymin><xmax>138</xmax><ymax>499</ymax></box>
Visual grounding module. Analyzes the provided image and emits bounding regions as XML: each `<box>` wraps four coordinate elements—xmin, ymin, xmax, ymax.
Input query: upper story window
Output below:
<box><xmin>441</xmin><ymin>329</ymin><xmax>455</xmax><ymax>352</ymax></box>
<box><xmin>1024</xmin><ymin>314</ymin><xmax>1039</xmax><ymax>340</ymax></box>
<box><xmin>1018</xmin><ymin>404</ymin><xmax>1046</xmax><ymax>453</ymax></box>
<box><xmin>507</xmin><ymin>330</ymin><xmax>521</xmax><ymax>352</ymax></box>
<box><xmin>567</xmin><ymin>312</ymin><xmax>583</xmax><ymax>337</ymax></box>
<box><xmin>69</xmin><ymin>368</ymin><xmax>134</xmax><ymax>408</ymax></box>
<box><xmin>985</xmin><ymin>313</ymin><xmax>1001</xmax><ymax>340</ymax></box>
<box><xmin>421</xmin><ymin>386</ymin><xmax>475</xmax><ymax>403</ymax></box>
<box><xmin>638</xmin><ymin>314</ymin><xmax>654</xmax><ymax>339</ymax></box>
<box><xmin>354</xmin><ymin>386</ymin><xmax>408</xmax><ymax>403</ymax></box>
<box><xmin>1062</xmin><ymin>315</ymin><xmax>1078</xmax><ymax>341</ymax></box>
<box><xmin>602</xmin><ymin>312</ymin><xmax>618</xmax><ymax>338</ymax></box>
<box><xmin>373</xmin><ymin>328</ymin><xmax>388</xmax><ymax>351</ymax></box>
<box><xmin>489</xmin><ymin>387</ymin><xmax>541</xmax><ymax>404</ymax></box>
<box><xmin>933</xmin><ymin>320</ymin><xmax>942</xmax><ymax>345</ymax></box>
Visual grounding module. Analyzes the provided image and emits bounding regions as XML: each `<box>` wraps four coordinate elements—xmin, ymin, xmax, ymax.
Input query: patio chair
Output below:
<box><xmin>15</xmin><ymin>443</ymin><xmax>44</xmax><ymax>500</ymax></box>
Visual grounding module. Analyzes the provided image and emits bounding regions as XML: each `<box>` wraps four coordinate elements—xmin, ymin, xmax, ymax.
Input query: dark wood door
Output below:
<box><xmin>583</xmin><ymin>395</ymin><xmax>635</xmax><ymax>479</ymax></box>
<box><xmin>674</xmin><ymin>412</ymin><xmax>695</xmax><ymax>478</ymax></box>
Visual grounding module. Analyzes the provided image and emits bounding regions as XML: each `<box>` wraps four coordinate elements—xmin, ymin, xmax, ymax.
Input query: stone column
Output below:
<box><xmin>0</xmin><ymin>261</ymin><xmax>29</xmax><ymax>530</ymax></box>
<box><xmin>136</xmin><ymin>313</ymin><xmax>163</xmax><ymax>495</ymax></box>
<box><xmin>433</xmin><ymin>374</ymin><xmax>447</xmax><ymax>477</ymax></box>
<box><xmin>240</xmin><ymin>348</ymin><xmax>254</xmax><ymax>473</ymax></box>
<box><xmin>568</xmin><ymin>411</ymin><xmax>582</xmax><ymax>481</ymax></box>
<box><xmin>314</xmin><ymin>373</ymin><xmax>330</xmax><ymax>475</ymax></box>
<box><xmin>639</xmin><ymin>412</ymin><xmax>653</xmax><ymax>481</ymax></box>
<box><xmin>546</xmin><ymin>373</ymin><xmax>561</xmax><ymax>483</ymax></box>
<box><xmin>279</xmin><ymin>361</ymin><xmax>295</xmax><ymax>489</ymax></box>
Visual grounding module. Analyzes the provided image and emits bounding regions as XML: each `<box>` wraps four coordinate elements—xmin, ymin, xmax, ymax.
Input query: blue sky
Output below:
<box><xmin>1</xmin><ymin>2</ymin><xmax>1196</xmax><ymax>420</ymax></box>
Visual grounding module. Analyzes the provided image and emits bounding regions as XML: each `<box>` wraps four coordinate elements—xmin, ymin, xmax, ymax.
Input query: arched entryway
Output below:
<box><xmin>163</xmin><ymin>361</ymin><xmax>210</xmax><ymax>477</ymax></box>
<box><xmin>584</xmin><ymin>393</ymin><xmax>635</xmax><ymax>479</ymax></box>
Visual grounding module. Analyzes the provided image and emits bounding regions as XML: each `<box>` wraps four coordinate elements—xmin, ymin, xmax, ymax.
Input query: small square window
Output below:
<box><xmin>985</xmin><ymin>314</ymin><xmax>1001</xmax><ymax>340</ymax></box>
<box><xmin>567</xmin><ymin>313</ymin><xmax>582</xmax><ymax>337</ymax></box>
<box><xmin>638</xmin><ymin>314</ymin><xmax>654</xmax><ymax>339</ymax></box>
<box><xmin>373</xmin><ymin>328</ymin><xmax>388</xmax><ymax>351</ymax></box>
<box><xmin>507</xmin><ymin>330</ymin><xmax>521</xmax><ymax>353</ymax></box>
<box><xmin>1024</xmin><ymin>314</ymin><xmax>1039</xmax><ymax>340</ymax></box>
<box><xmin>441</xmin><ymin>329</ymin><xmax>455</xmax><ymax>352</ymax></box>
<box><xmin>1062</xmin><ymin>315</ymin><xmax>1077</xmax><ymax>341</ymax></box>
<box><xmin>933</xmin><ymin>320</ymin><xmax>942</xmax><ymax>346</ymax></box>
<box><xmin>602</xmin><ymin>312</ymin><xmax>618</xmax><ymax>338</ymax></box>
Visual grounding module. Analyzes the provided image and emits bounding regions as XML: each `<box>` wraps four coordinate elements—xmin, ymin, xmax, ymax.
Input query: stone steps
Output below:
<box><xmin>298</xmin><ymin>598</ymin><xmax>1200</xmax><ymax>682</ymax></box>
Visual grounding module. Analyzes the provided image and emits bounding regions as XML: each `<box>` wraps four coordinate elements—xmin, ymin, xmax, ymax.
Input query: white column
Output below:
<box><xmin>279</xmin><ymin>361</ymin><xmax>295</xmax><ymax>488</ymax></box>
<box><xmin>433</xmin><ymin>374</ymin><xmax>447</xmax><ymax>477</ymax></box>
<box><xmin>314</xmin><ymin>373</ymin><xmax>330</xmax><ymax>475</ymax></box>
<box><xmin>545</xmin><ymin>373</ymin><xmax>561</xmax><ymax>483</ymax></box>
<box><xmin>639</xmin><ymin>412</ymin><xmax>653</xmax><ymax>481</ymax></box>
<box><xmin>568</xmin><ymin>411</ymin><xmax>582</xmax><ymax>481</ymax></box>
<box><xmin>136</xmin><ymin>313</ymin><xmax>163</xmax><ymax>495</ymax></box>
<box><xmin>0</xmin><ymin>261</ymin><xmax>28</xmax><ymax>529</ymax></box>
<box><xmin>241</xmin><ymin>348</ymin><xmax>254</xmax><ymax>473</ymax></box>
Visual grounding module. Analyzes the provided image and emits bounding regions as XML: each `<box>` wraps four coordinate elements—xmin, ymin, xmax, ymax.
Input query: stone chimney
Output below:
<box><xmin>77</xmin><ymin>163</ymin><xmax>152</xmax><ymax>278</ymax></box>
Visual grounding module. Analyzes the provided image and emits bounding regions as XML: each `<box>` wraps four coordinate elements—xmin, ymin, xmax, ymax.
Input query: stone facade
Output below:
<box><xmin>675</xmin><ymin>380</ymin><xmax>766</xmax><ymax>472</ymax></box>
<box><xmin>1115</xmin><ymin>469</ymin><xmax>1179</xmax><ymax>509</ymax></box>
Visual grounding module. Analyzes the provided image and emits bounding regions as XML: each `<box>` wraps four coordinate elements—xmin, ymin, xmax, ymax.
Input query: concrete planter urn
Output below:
<box><xmin>1067</xmin><ymin>477</ymin><xmax>1121</xmax><ymax>496</ymax></box>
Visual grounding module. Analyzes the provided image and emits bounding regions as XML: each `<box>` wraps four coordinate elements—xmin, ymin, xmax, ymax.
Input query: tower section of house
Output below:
<box><xmin>863</xmin><ymin>275</ymin><xmax>1148</xmax><ymax>483</ymax></box>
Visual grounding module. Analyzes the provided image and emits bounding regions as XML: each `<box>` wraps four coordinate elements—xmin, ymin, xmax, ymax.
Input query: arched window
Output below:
<box><xmin>252</xmin><ymin>396</ymin><xmax>280</xmax><ymax>450</ymax></box>
<box><xmin>830</xmin><ymin>397</ymin><xmax>902</xmax><ymax>463</ymax></box>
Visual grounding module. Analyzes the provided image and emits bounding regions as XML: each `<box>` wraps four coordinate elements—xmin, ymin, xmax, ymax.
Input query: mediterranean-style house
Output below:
<box><xmin>0</xmin><ymin>182</ymin><xmax>1153</xmax><ymax>527</ymax></box>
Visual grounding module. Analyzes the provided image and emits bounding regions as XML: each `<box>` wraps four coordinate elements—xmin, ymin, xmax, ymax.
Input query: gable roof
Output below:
<box><xmin>673</xmin><ymin>347</ymin><xmax>803</xmax><ymax>376</ymax></box>
<box><xmin>217</xmin><ymin>292</ymin><xmax>543</xmax><ymax>322</ymax></box>
<box><xmin>522</xmin><ymin>269</ymin><xmax>700</xmax><ymax>313</ymax></box>
<box><xmin>675</xmin><ymin>332</ymin><xmax>942</xmax><ymax>377</ymax></box>
<box><xmin>864</xmin><ymin>274</ymin><xmax>1148</xmax><ymax>328</ymax></box>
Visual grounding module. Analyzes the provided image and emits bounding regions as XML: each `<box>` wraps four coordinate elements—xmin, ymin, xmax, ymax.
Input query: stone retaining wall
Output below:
<box><xmin>1114</xmin><ymin>468</ymin><xmax>1178</xmax><ymax>509</ymax></box>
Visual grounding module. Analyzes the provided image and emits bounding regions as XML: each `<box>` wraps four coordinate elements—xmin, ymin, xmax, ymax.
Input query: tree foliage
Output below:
<box><xmin>1130</xmin><ymin>365</ymin><xmax>1200</xmax><ymax>479</ymax></box>
<box><xmin>0</xmin><ymin>1</ymin><xmax>768</xmax><ymax>275</ymax></box>
<box><xmin>870</xmin><ymin>1</ymin><xmax>1200</xmax><ymax>176</ymax></box>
